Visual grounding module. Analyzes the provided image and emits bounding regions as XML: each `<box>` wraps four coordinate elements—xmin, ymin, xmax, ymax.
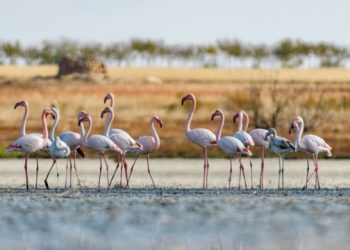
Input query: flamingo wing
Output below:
<box><xmin>187</xmin><ymin>128</ymin><xmax>216</xmax><ymax>147</ymax></box>
<box><xmin>249</xmin><ymin>128</ymin><xmax>269</xmax><ymax>148</ymax></box>
<box><xmin>109</xmin><ymin>130</ymin><xmax>137</xmax><ymax>151</ymax></box>
<box><xmin>87</xmin><ymin>135</ymin><xmax>119</xmax><ymax>153</ymax></box>
<box><xmin>59</xmin><ymin>131</ymin><xmax>81</xmax><ymax>149</ymax></box>
<box><xmin>234</xmin><ymin>131</ymin><xmax>255</xmax><ymax>147</ymax></box>
<box><xmin>6</xmin><ymin>134</ymin><xmax>44</xmax><ymax>153</ymax></box>
<box><xmin>303</xmin><ymin>134</ymin><xmax>332</xmax><ymax>156</ymax></box>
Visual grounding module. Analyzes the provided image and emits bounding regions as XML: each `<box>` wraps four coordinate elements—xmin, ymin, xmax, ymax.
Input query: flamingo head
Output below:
<box><xmin>104</xmin><ymin>93</ymin><xmax>114</xmax><ymax>105</ymax></box>
<box><xmin>265</xmin><ymin>128</ymin><xmax>277</xmax><ymax>140</ymax></box>
<box><xmin>211</xmin><ymin>109</ymin><xmax>223</xmax><ymax>121</ymax></box>
<box><xmin>100</xmin><ymin>106</ymin><xmax>112</xmax><ymax>119</ymax></box>
<box><xmin>152</xmin><ymin>115</ymin><xmax>163</xmax><ymax>128</ymax></box>
<box><xmin>242</xmin><ymin>147</ymin><xmax>253</xmax><ymax>156</ymax></box>
<box><xmin>232</xmin><ymin>111</ymin><xmax>242</xmax><ymax>124</ymax></box>
<box><xmin>78</xmin><ymin>113</ymin><xmax>91</xmax><ymax>126</ymax></box>
<box><xmin>77</xmin><ymin>111</ymin><xmax>88</xmax><ymax>120</ymax></box>
<box><xmin>50</xmin><ymin>107</ymin><xmax>59</xmax><ymax>120</ymax></box>
<box><xmin>289</xmin><ymin>116</ymin><xmax>302</xmax><ymax>134</ymax></box>
<box><xmin>14</xmin><ymin>100</ymin><xmax>28</xmax><ymax>109</ymax></box>
<box><xmin>43</xmin><ymin>108</ymin><xmax>56</xmax><ymax>120</ymax></box>
<box><xmin>181</xmin><ymin>93</ymin><xmax>195</xmax><ymax>106</ymax></box>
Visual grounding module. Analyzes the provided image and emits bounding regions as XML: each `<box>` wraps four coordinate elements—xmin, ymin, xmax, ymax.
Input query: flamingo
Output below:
<box><xmin>13</xmin><ymin>100</ymin><xmax>42</xmax><ymax>187</ymax></box>
<box><xmin>233</xmin><ymin>111</ymin><xmax>255</xmax><ymax>188</ymax></box>
<box><xmin>211</xmin><ymin>109</ymin><xmax>252</xmax><ymax>189</ymax></box>
<box><xmin>181</xmin><ymin>93</ymin><xmax>217</xmax><ymax>189</ymax></box>
<box><xmin>234</xmin><ymin>111</ymin><xmax>271</xmax><ymax>190</ymax></box>
<box><xmin>6</xmin><ymin>108</ymin><xmax>55</xmax><ymax>190</ymax></box>
<box><xmin>78</xmin><ymin>113</ymin><xmax>124</xmax><ymax>190</ymax></box>
<box><xmin>265</xmin><ymin>128</ymin><xmax>295</xmax><ymax>189</ymax></box>
<box><xmin>100</xmin><ymin>102</ymin><xmax>142</xmax><ymax>187</ymax></box>
<box><xmin>123</xmin><ymin>115</ymin><xmax>162</xmax><ymax>188</ymax></box>
<box><xmin>289</xmin><ymin>116</ymin><xmax>332</xmax><ymax>190</ymax></box>
<box><xmin>59</xmin><ymin>111</ymin><xmax>88</xmax><ymax>188</ymax></box>
<box><xmin>44</xmin><ymin>107</ymin><xmax>71</xmax><ymax>189</ymax></box>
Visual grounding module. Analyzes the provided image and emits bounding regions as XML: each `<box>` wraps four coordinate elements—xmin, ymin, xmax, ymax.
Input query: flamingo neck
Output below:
<box><xmin>109</xmin><ymin>97</ymin><xmax>114</xmax><ymax>108</ymax></box>
<box><xmin>150</xmin><ymin>119</ymin><xmax>160</xmax><ymax>149</ymax></box>
<box><xmin>215</xmin><ymin>113</ymin><xmax>224</xmax><ymax>141</ymax></box>
<box><xmin>41</xmin><ymin>113</ymin><xmax>49</xmax><ymax>140</ymax></box>
<box><xmin>104</xmin><ymin>111</ymin><xmax>114</xmax><ymax>136</ymax></box>
<box><xmin>237</xmin><ymin>112</ymin><xmax>243</xmax><ymax>131</ymax></box>
<box><xmin>50</xmin><ymin>113</ymin><xmax>59</xmax><ymax>142</ymax></box>
<box><xmin>184</xmin><ymin>99</ymin><xmax>196</xmax><ymax>134</ymax></box>
<box><xmin>294</xmin><ymin>121</ymin><xmax>304</xmax><ymax>149</ymax></box>
<box><xmin>83</xmin><ymin>117</ymin><xmax>92</xmax><ymax>145</ymax></box>
<box><xmin>19</xmin><ymin>105</ymin><xmax>28</xmax><ymax>136</ymax></box>
<box><xmin>242</xmin><ymin>111</ymin><xmax>249</xmax><ymax>131</ymax></box>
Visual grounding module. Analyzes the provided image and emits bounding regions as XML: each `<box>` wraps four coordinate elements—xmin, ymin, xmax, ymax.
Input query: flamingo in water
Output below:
<box><xmin>211</xmin><ymin>109</ymin><xmax>252</xmax><ymax>189</ymax></box>
<box><xmin>13</xmin><ymin>100</ymin><xmax>42</xmax><ymax>188</ymax></box>
<box><xmin>182</xmin><ymin>93</ymin><xmax>217</xmax><ymax>189</ymax></box>
<box><xmin>44</xmin><ymin>107</ymin><xmax>71</xmax><ymax>189</ymax></box>
<box><xmin>59</xmin><ymin>111</ymin><xmax>88</xmax><ymax>188</ymax></box>
<box><xmin>6</xmin><ymin>108</ymin><xmax>55</xmax><ymax>190</ymax></box>
<box><xmin>289</xmin><ymin>116</ymin><xmax>332</xmax><ymax>189</ymax></box>
<box><xmin>233</xmin><ymin>111</ymin><xmax>255</xmax><ymax>188</ymax></box>
<box><xmin>78</xmin><ymin>113</ymin><xmax>124</xmax><ymax>190</ymax></box>
<box><xmin>122</xmin><ymin>115</ymin><xmax>162</xmax><ymax>188</ymax></box>
<box><xmin>265</xmin><ymin>128</ymin><xmax>295</xmax><ymax>189</ymax></box>
<box><xmin>234</xmin><ymin>111</ymin><xmax>271</xmax><ymax>190</ymax></box>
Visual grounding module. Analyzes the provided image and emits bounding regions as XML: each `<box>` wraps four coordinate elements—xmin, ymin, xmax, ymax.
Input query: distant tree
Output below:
<box><xmin>273</xmin><ymin>39</ymin><xmax>302</xmax><ymax>67</ymax></box>
<box><xmin>249</xmin><ymin>44</ymin><xmax>269</xmax><ymax>68</ymax></box>
<box><xmin>1</xmin><ymin>41</ymin><xmax>22</xmax><ymax>64</ymax></box>
<box><xmin>22</xmin><ymin>46</ymin><xmax>40</xmax><ymax>64</ymax></box>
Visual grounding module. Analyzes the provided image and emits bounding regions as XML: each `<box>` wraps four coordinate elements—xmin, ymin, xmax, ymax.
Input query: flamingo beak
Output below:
<box><xmin>211</xmin><ymin>112</ymin><xmax>218</xmax><ymax>121</ymax></box>
<box><xmin>78</xmin><ymin>114</ymin><xmax>89</xmax><ymax>126</ymax></box>
<box><xmin>104</xmin><ymin>96</ymin><xmax>108</xmax><ymax>104</ymax></box>
<box><xmin>288</xmin><ymin>123</ymin><xmax>294</xmax><ymax>134</ymax></box>
<box><xmin>101</xmin><ymin>110</ymin><xmax>106</xmax><ymax>119</ymax></box>
<box><xmin>14</xmin><ymin>101</ymin><xmax>24</xmax><ymax>109</ymax></box>
<box><xmin>232</xmin><ymin>113</ymin><xmax>239</xmax><ymax>123</ymax></box>
<box><xmin>157</xmin><ymin>119</ymin><xmax>163</xmax><ymax>128</ymax></box>
<box><xmin>181</xmin><ymin>94</ymin><xmax>190</xmax><ymax>106</ymax></box>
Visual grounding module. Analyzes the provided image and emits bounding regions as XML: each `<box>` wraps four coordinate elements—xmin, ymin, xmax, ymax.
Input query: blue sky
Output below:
<box><xmin>1</xmin><ymin>0</ymin><xmax>350</xmax><ymax>45</ymax></box>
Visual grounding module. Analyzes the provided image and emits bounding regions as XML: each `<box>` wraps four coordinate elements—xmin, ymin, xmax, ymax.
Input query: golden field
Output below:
<box><xmin>0</xmin><ymin>65</ymin><xmax>349</xmax><ymax>157</ymax></box>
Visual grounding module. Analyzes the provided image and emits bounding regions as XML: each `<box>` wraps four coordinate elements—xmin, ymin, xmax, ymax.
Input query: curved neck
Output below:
<box><xmin>109</xmin><ymin>97</ymin><xmax>114</xmax><ymax>108</ymax></box>
<box><xmin>103</xmin><ymin>111</ymin><xmax>114</xmax><ymax>136</ymax></box>
<box><xmin>41</xmin><ymin>113</ymin><xmax>49</xmax><ymax>140</ymax></box>
<box><xmin>19</xmin><ymin>105</ymin><xmax>28</xmax><ymax>136</ymax></box>
<box><xmin>294</xmin><ymin>121</ymin><xmax>304</xmax><ymax>148</ymax></box>
<box><xmin>82</xmin><ymin>117</ymin><xmax>92</xmax><ymax>145</ymax></box>
<box><xmin>215</xmin><ymin>113</ymin><xmax>224</xmax><ymax>141</ymax></box>
<box><xmin>50</xmin><ymin>113</ymin><xmax>59</xmax><ymax>142</ymax></box>
<box><xmin>237</xmin><ymin>112</ymin><xmax>243</xmax><ymax>131</ymax></box>
<box><xmin>184</xmin><ymin>99</ymin><xmax>196</xmax><ymax>134</ymax></box>
<box><xmin>242</xmin><ymin>111</ymin><xmax>249</xmax><ymax>131</ymax></box>
<box><xmin>150</xmin><ymin>119</ymin><xmax>160</xmax><ymax>148</ymax></box>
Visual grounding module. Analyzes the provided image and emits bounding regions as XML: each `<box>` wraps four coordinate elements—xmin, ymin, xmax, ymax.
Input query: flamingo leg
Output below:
<box><xmin>205</xmin><ymin>148</ymin><xmax>209</xmax><ymax>189</ymax></box>
<box><xmin>228</xmin><ymin>156</ymin><xmax>233</xmax><ymax>189</ymax></box>
<box><xmin>305</xmin><ymin>154</ymin><xmax>310</xmax><ymax>190</ymax></box>
<box><xmin>304</xmin><ymin>154</ymin><xmax>317</xmax><ymax>189</ymax></box>
<box><xmin>24</xmin><ymin>153</ymin><xmax>29</xmax><ymax>190</ymax></box>
<box><xmin>315</xmin><ymin>154</ymin><xmax>320</xmax><ymax>190</ymax></box>
<box><xmin>65</xmin><ymin>157</ymin><xmax>69</xmax><ymax>188</ymax></box>
<box><xmin>108</xmin><ymin>162</ymin><xmax>120</xmax><ymax>189</ymax></box>
<box><xmin>146</xmin><ymin>154</ymin><xmax>156</xmax><ymax>188</ymax></box>
<box><xmin>120</xmin><ymin>158</ymin><xmax>123</xmax><ymax>186</ymax></box>
<box><xmin>73</xmin><ymin>150</ymin><xmax>81</xmax><ymax>187</ymax></box>
<box><xmin>202</xmin><ymin>148</ymin><xmax>206</xmax><ymax>189</ymax></box>
<box><xmin>282</xmin><ymin>154</ymin><xmax>285</xmax><ymax>190</ymax></box>
<box><xmin>97</xmin><ymin>154</ymin><xmax>103</xmax><ymax>191</ymax></box>
<box><xmin>237</xmin><ymin>154</ymin><xmax>247</xmax><ymax>190</ymax></box>
<box><xmin>69</xmin><ymin>156</ymin><xmax>73</xmax><ymax>188</ymax></box>
<box><xmin>126</xmin><ymin>154</ymin><xmax>140</xmax><ymax>188</ymax></box>
<box><xmin>35</xmin><ymin>153</ymin><xmax>39</xmax><ymax>189</ymax></box>
<box><xmin>259</xmin><ymin>146</ymin><xmax>265</xmax><ymax>190</ymax></box>
<box><xmin>123</xmin><ymin>156</ymin><xmax>129</xmax><ymax>186</ymax></box>
<box><xmin>102</xmin><ymin>154</ymin><xmax>110</xmax><ymax>188</ymax></box>
<box><xmin>278</xmin><ymin>155</ymin><xmax>281</xmax><ymax>189</ymax></box>
<box><xmin>44</xmin><ymin>159</ymin><xmax>57</xmax><ymax>189</ymax></box>
<box><xmin>248</xmin><ymin>155</ymin><xmax>253</xmax><ymax>189</ymax></box>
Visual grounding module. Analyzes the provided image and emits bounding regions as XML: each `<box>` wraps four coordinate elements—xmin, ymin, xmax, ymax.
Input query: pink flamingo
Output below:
<box><xmin>233</xmin><ymin>111</ymin><xmax>255</xmax><ymax>188</ymax></box>
<box><xmin>6</xmin><ymin>108</ymin><xmax>55</xmax><ymax>190</ymax></box>
<box><xmin>59</xmin><ymin>111</ymin><xmax>88</xmax><ymax>188</ymax></box>
<box><xmin>182</xmin><ymin>93</ymin><xmax>217</xmax><ymax>189</ymax></box>
<box><xmin>234</xmin><ymin>111</ymin><xmax>271</xmax><ymax>190</ymax></box>
<box><xmin>289</xmin><ymin>116</ymin><xmax>332</xmax><ymax>189</ymax></box>
<box><xmin>124</xmin><ymin>115</ymin><xmax>162</xmax><ymax>188</ymax></box>
<box><xmin>78</xmin><ymin>113</ymin><xmax>124</xmax><ymax>190</ymax></box>
<box><xmin>211</xmin><ymin>109</ymin><xmax>252</xmax><ymax>189</ymax></box>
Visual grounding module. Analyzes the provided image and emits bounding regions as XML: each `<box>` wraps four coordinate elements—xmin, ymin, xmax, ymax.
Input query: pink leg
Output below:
<box><xmin>126</xmin><ymin>154</ymin><xmax>140</xmax><ymax>188</ymax></box>
<box><xmin>315</xmin><ymin>154</ymin><xmax>320</xmax><ymax>189</ymax></box>
<box><xmin>146</xmin><ymin>155</ymin><xmax>156</xmax><ymax>188</ymax></box>
<box><xmin>65</xmin><ymin>157</ymin><xmax>69</xmax><ymax>188</ymax></box>
<box><xmin>69</xmin><ymin>156</ymin><xmax>73</xmax><ymax>188</ymax></box>
<box><xmin>73</xmin><ymin>150</ymin><xmax>81</xmax><ymax>187</ymax></box>
<box><xmin>24</xmin><ymin>153</ymin><xmax>29</xmax><ymax>190</ymax></box>
<box><xmin>259</xmin><ymin>147</ymin><xmax>265</xmax><ymax>190</ymax></box>
<box><xmin>304</xmin><ymin>154</ymin><xmax>310</xmax><ymax>190</ymax></box>
<box><xmin>44</xmin><ymin>159</ymin><xmax>57</xmax><ymax>189</ymax></box>
<box><xmin>237</xmin><ymin>154</ymin><xmax>247</xmax><ymax>190</ymax></box>
<box><xmin>35</xmin><ymin>153</ymin><xmax>39</xmax><ymax>189</ymax></box>
<box><xmin>120</xmin><ymin>158</ymin><xmax>123</xmax><ymax>186</ymax></box>
<box><xmin>249</xmin><ymin>155</ymin><xmax>253</xmax><ymax>189</ymax></box>
<box><xmin>102</xmin><ymin>154</ymin><xmax>110</xmax><ymax>188</ymax></box>
<box><xmin>202</xmin><ymin>148</ymin><xmax>206</xmax><ymax>189</ymax></box>
<box><xmin>123</xmin><ymin>156</ymin><xmax>129</xmax><ymax>186</ymax></box>
<box><xmin>205</xmin><ymin>148</ymin><xmax>209</xmax><ymax>189</ymax></box>
<box><xmin>228</xmin><ymin>157</ymin><xmax>233</xmax><ymax>188</ymax></box>
<box><xmin>97</xmin><ymin>155</ymin><xmax>103</xmax><ymax>191</ymax></box>
<box><xmin>108</xmin><ymin>162</ymin><xmax>120</xmax><ymax>189</ymax></box>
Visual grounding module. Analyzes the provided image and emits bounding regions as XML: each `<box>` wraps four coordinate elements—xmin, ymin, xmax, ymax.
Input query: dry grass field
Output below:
<box><xmin>0</xmin><ymin>65</ymin><xmax>349</xmax><ymax>157</ymax></box>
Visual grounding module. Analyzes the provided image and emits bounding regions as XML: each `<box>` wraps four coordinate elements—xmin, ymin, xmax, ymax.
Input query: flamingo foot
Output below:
<box><xmin>44</xmin><ymin>180</ymin><xmax>49</xmax><ymax>189</ymax></box>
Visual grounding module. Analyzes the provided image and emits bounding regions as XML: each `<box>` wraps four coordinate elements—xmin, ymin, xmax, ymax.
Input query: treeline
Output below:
<box><xmin>0</xmin><ymin>38</ymin><xmax>348</xmax><ymax>68</ymax></box>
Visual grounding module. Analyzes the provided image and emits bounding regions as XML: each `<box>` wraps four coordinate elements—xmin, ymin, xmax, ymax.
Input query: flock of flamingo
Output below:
<box><xmin>5</xmin><ymin>93</ymin><xmax>332</xmax><ymax>191</ymax></box>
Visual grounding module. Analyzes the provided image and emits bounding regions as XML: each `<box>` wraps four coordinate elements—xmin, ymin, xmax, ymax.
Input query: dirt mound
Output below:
<box><xmin>57</xmin><ymin>57</ymin><xmax>108</xmax><ymax>79</ymax></box>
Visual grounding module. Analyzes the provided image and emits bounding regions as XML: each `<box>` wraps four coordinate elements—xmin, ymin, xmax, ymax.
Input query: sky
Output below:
<box><xmin>1</xmin><ymin>0</ymin><xmax>350</xmax><ymax>46</ymax></box>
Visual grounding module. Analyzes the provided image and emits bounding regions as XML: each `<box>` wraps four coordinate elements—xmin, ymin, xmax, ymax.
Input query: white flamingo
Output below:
<box><xmin>182</xmin><ymin>93</ymin><xmax>217</xmax><ymax>189</ymax></box>
<box><xmin>233</xmin><ymin>111</ymin><xmax>255</xmax><ymax>188</ymax></box>
<box><xmin>78</xmin><ymin>113</ymin><xmax>124</xmax><ymax>190</ymax></box>
<box><xmin>235</xmin><ymin>110</ymin><xmax>271</xmax><ymax>190</ymax></box>
<box><xmin>124</xmin><ymin>115</ymin><xmax>162</xmax><ymax>188</ymax></box>
<box><xmin>59</xmin><ymin>111</ymin><xmax>88</xmax><ymax>188</ymax></box>
<box><xmin>44</xmin><ymin>107</ymin><xmax>71</xmax><ymax>189</ymax></box>
<box><xmin>265</xmin><ymin>128</ymin><xmax>295</xmax><ymax>189</ymax></box>
<box><xmin>289</xmin><ymin>116</ymin><xmax>332</xmax><ymax>189</ymax></box>
<box><xmin>100</xmin><ymin>104</ymin><xmax>142</xmax><ymax>187</ymax></box>
<box><xmin>6</xmin><ymin>108</ymin><xmax>54</xmax><ymax>190</ymax></box>
<box><xmin>211</xmin><ymin>109</ymin><xmax>252</xmax><ymax>189</ymax></box>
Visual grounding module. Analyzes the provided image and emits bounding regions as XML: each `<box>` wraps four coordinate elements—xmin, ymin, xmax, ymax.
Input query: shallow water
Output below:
<box><xmin>0</xmin><ymin>159</ymin><xmax>349</xmax><ymax>249</ymax></box>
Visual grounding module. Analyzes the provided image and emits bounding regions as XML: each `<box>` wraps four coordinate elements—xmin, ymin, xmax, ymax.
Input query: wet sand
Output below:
<box><xmin>0</xmin><ymin>158</ymin><xmax>349</xmax><ymax>249</ymax></box>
